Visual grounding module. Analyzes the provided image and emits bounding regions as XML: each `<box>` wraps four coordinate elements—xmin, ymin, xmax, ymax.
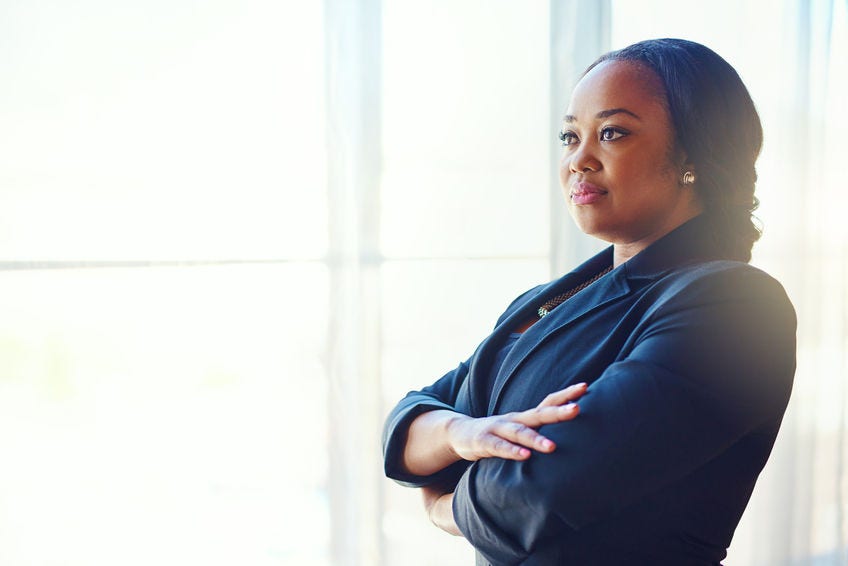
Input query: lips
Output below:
<box><xmin>570</xmin><ymin>181</ymin><xmax>608</xmax><ymax>205</ymax></box>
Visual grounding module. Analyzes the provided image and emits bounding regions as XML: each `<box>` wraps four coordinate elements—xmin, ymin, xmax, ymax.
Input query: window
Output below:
<box><xmin>0</xmin><ymin>2</ymin><xmax>330</xmax><ymax>563</ymax></box>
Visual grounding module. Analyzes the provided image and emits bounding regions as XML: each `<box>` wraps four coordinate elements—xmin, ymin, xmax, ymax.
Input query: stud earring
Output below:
<box><xmin>682</xmin><ymin>171</ymin><xmax>696</xmax><ymax>185</ymax></box>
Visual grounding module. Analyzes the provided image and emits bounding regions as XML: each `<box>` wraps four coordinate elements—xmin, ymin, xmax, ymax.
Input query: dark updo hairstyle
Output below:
<box><xmin>586</xmin><ymin>38</ymin><xmax>763</xmax><ymax>262</ymax></box>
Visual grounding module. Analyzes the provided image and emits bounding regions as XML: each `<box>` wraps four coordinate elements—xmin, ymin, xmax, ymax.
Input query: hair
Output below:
<box><xmin>585</xmin><ymin>38</ymin><xmax>763</xmax><ymax>262</ymax></box>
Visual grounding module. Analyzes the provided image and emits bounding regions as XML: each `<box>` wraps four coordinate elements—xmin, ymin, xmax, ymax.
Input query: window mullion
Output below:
<box><xmin>324</xmin><ymin>0</ymin><xmax>384</xmax><ymax>565</ymax></box>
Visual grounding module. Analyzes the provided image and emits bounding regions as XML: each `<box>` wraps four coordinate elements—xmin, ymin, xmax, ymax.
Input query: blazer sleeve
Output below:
<box><xmin>382</xmin><ymin>284</ymin><xmax>545</xmax><ymax>488</ymax></box>
<box><xmin>452</xmin><ymin>265</ymin><xmax>797</xmax><ymax>563</ymax></box>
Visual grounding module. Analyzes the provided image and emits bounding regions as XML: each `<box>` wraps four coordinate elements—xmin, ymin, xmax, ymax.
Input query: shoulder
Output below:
<box><xmin>624</xmin><ymin>261</ymin><xmax>796</xmax><ymax>415</ymax></box>
<box><xmin>648</xmin><ymin>260</ymin><xmax>794</xmax><ymax>318</ymax></box>
<box><xmin>658</xmin><ymin>259</ymin><xmax>779</xmax><ymax>289</ymax></box>
<box><xmin>630</xmin><ymin>260</ymin><xmax>797</xmax><ymax>364</ymax></box>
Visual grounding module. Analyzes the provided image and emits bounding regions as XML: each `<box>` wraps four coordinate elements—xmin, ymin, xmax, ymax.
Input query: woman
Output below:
<box><xmin>382</xmin><ymin>39</ymin><xmax>796</xmax><ymax>565</ymax></box>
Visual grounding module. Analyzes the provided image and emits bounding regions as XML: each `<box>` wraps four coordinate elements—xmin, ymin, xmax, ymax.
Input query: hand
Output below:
<box><xmin>446</xmin><ymin>382</ymin><xmax>587</xmax><ymax>462</ymax></box>
<box><xmin>422</xmin><ymin>486</ymin><xmax>462</xmax><ymax>537</ymax></box>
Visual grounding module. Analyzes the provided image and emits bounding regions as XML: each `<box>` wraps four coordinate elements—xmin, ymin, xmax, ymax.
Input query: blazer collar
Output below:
<box><xmin>622</xmin><ymin>213</ymin><xmax>728</xmax><ymax>280</ymax></box>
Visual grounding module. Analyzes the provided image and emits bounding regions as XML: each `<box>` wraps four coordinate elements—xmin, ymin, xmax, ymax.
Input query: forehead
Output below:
<box><xmin>566</xmin><ymin>60</ymin><xmax>667</xmax><ymax>118</ymax></box>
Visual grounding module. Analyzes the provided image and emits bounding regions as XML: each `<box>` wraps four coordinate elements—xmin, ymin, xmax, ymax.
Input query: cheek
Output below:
<box><xmin>620</xmin><ymin>150</ymin><xmax>677</xmax><ymax>187</ymax></box>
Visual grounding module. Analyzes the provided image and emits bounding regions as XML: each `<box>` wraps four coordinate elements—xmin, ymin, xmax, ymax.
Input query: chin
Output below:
<box><xmin>568</xmin><ymin>211</ymin><xmax>611</xmax><ymax>241</ymax></box>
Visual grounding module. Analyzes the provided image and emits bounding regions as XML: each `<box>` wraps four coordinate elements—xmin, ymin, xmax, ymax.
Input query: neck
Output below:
<box><xmin>611</xmin><ymin>210</ymin><xmax>703</xmax><ymax>268</ymax></box>
<box><xmin>612</xmin><ymin>243</ymin><xmax>641</xmax><ymax>268</ymax></box>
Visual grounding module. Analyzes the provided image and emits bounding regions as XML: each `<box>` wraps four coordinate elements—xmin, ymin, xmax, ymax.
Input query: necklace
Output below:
<box><xmin>537</xmin><ymin>265</ymin><xmax>613</xmax><ymax>318</ymax></box>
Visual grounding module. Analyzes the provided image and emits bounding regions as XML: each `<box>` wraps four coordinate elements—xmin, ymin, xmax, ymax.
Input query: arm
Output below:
<box><xmin>424</xmin><ymin>489</ymin><xmax>462</xmax><ymax>537</ymax></box>
<box><xmin>383</xmin><ymin>284</ymin><xmax>550</xmax><ymax>486</ymax></box>
<box><xmin>402</xmin><ymin>384</ymin><xmax>586</xmax><ymax>476</ymax></box>
<box><xmin>382</xmin><ymin>359</ymin><xmax>474</xmax><ymax>487</ymax></box>
<box><xmin>452</xmin><ymin>266</ymin><xmax>797</xmax><ymax>562</ymax></box>
<box><xmin>416</xmin><ymin>385</ymin><xmax>590</xmax><ymax>537</ymax></box>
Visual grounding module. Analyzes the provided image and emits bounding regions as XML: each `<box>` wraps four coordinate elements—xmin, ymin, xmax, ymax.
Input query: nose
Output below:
<box><xmin>565</xmin><ymin>143</ymin><xmax>601</xmax><ymax>174</ymax></box>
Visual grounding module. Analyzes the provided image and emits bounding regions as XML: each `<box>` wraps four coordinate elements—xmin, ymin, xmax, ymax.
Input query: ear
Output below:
<box><xmin>671</xmin><ymin>146</ymin><xmax>691</xmax><ymax>174</ymax></box>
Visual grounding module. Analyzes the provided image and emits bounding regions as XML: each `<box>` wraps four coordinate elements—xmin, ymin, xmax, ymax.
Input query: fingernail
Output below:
<box><xmin>561</xmin><ymin>403</ymin><xmax>577</xmax><ymax>412</ymax></box>
<box><xmin>539</xmin><ymin>438</ymin><xmax>554</xmax><ymax>449</ymax></box>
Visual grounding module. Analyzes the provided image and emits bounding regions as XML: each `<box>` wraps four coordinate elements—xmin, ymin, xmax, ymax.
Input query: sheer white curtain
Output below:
<box><xmin>740</xmin><ymin>1</ymin><xmax>848</xmax><ymax>564</ymax></box>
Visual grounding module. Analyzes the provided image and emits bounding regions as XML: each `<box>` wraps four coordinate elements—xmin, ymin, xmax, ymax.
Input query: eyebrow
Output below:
<box><xmin>562</xmin><ymin>108</ymin><xmax>641</xmax><ymax>123</ymax></box>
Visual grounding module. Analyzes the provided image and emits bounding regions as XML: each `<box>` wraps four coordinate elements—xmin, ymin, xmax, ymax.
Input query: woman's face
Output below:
<box><xmin>560</xmin><ymin>60</ymin><xmax>702</xmax><ymax>249</ymax></box>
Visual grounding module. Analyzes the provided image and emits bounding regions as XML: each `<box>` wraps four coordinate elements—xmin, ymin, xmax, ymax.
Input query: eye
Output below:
<box><xmin>558</xmin><ymin>130</ymin><xmax>579</xmax><ymax>146</ymax></box>
<box><xmin>600</xmin><ymin>127</ymin><xmax>628</xmax><ymax>142</ymax></box>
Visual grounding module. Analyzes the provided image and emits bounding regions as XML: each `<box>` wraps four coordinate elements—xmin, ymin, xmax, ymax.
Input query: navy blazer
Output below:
<box><xmin>383</xmin><ymin>216</ymin><xmax>796</xmax><ymax>565</ymax></box>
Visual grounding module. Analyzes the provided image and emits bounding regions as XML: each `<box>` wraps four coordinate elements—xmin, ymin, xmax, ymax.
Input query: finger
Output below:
<box><xmin>512</xmin><ymin>403</ymin><xmax>580</xmax><ymax>428</ymax></box>
<box><xmin>495</xmin><ymin>421</ymin><xmax>557</xmax><ymax>453</ymax></box>
<box><xmin>537</xmin><ymin>382</ymin><xmax>588</xmax><ymax>408</ymax></box>
<box><xmin>483</xmin><ymin>435</ymin><xmax>533</xmax><ymax>461</ymax></box>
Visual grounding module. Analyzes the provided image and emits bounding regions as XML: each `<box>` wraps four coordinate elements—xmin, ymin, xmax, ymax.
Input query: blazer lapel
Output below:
<box><xmin>484</xmin><ymin>213</ymin><xmax>726</xmax><ymax>415</ymax></box>
<box><xmin>465</xmin><ymin>265</ymin><xmax>598</xmax><ymax>417</ymax></box>
<box><xmin>487</xmin><ymin>267</ymin><xmax>630</xmax><ymax>415</ymax></box>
